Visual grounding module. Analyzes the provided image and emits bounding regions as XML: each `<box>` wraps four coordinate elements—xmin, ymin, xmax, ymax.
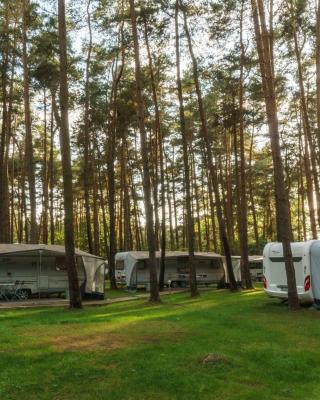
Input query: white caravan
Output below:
<box><xmin>0</xmin><ymin>244</ymin><xmax>107</xmax><ymax>299</ymax></box>
<box><xmin>228</xmin><ymin>255</ymin><xmax>264</xmax><ymax>284</ymax></box>
<box><xmin>263</xmin><ymin>241</ymin><xmax>320</xmax><ymax>304</ymax></box>
<box><xmin>115</xmin><ymin>251</ymin><xmax>226</xmax><ymax>289</ymax></box>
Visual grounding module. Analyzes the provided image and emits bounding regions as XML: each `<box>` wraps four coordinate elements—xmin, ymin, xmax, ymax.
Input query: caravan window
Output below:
<box><xmin>177</xmin><ymin>257</ymin><xmax>189</xmax><ymax>264</ymax></box>
<box><xmin>178</xmin><ymin>267</ymin><xmax>189</xmax><ymax>274</ymax></box>
<box><xmin>116</xmin><ymin>260</ymin><xmax>125</xmax><ymax>270</ymax></box>
<box><xmin>210</xmin><ymin>260</ymin><xmax>222</xmax><ymax>269</ymax></box>
<box><xmin>250</xmin><ymin>262</ymin><xmax>262</xmax><ymax>270</ymax></box>
<box><xmin>270</xmin><ymin>257</ymin><xmax>302</xmax><ymax>263</ymax></box>
<box><xmin>56</xmin><ymin>257</ymin><xmax>67</xmax><ymax>271</ymax></box>
<box><xmin>137</xmin><ymin>261</ymin><xmax>146</xmax><ymax>270</ymax></box>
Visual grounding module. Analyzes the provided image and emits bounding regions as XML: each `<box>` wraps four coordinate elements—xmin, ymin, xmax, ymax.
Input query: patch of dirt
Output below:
<box><xmin>241</xmin><ymin>379</ymin><xmax>265</xmax><ymax>388</ymax></box>
<box><xmin>51</xmin><ymin>327</ymin><xmax>185</xmax><ymax>352</ymax></box>
<box><xmin>202</xmin><ymin>353</ymin><xmax>229</xmax><ymax>365</ymax></box>
<box><xmin>52</xmin><ymin>333</ymin><xmax>127</xmax><ymax>352</ymax></box>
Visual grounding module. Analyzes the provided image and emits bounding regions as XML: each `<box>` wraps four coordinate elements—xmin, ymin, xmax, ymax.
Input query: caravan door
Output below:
<box><xmin>39</xmin><ymin>260</ymin><xmax>49</xmax><ymax>290</ymax></box>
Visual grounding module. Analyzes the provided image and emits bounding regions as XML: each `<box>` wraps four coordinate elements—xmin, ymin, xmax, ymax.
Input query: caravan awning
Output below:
<box><xmin>0</xmin><ymin>244</ymin><xmax>103</xmax><ymax>259</ymax></box>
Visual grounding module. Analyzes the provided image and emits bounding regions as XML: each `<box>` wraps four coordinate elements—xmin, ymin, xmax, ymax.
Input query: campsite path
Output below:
<box><xmin>0</xmin><ymin>288</ymin><xmax>211</xmax><ymax>310</ymax></box>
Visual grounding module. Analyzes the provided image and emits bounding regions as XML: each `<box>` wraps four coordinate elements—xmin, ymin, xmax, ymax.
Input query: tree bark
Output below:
<box><xmin>83</xmin><ymin>0</ymin><xmax>94</xmax><ymax>254</ymax></box>
<box><xmin>143</xmin><ymin>18</ymin><xmax>167</xmax><ymax>291</ymax></box>
<box><xmin>129</xmin><ymin>0</ymin><xmax>160</xmax><ymax>303</ymax></box>
<box><xmin>238</xmin><ymin>1</ymin><xmax>253</xmax><ymax>289</ymax></box>
<box><xmin>251</xmin><ymin>0</ymin><xmax>299</xmax><ymax>310</ymax></box>
<box><xmin>58</xmin><ymin>0</ymin><xmax>82</xmax><ymax>309</ymax></box>
<box><xmin>22</xmin><ymin>0</ymin><xmax>37</xmax><ymax>244</ymax></box>
<box><xmin>175</xmin><ymin>1</ymin><xmax>199</xmax><ymax>297</ymax></box>
<box><xmin>180</xmin><ymin>1</ymin><xmax>237</xmax><ymax>290</ymax></box>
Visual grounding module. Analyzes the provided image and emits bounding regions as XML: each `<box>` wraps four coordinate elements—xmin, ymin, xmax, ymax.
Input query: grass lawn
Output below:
<box><xmin>1</xmin><ymin>288</ymin><xmax>320</xmax><ymax>400</ymax></box>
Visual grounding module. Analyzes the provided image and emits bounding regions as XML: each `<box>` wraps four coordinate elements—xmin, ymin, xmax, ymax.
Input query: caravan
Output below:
<box><xmin>229</xmin><ymin>255</ymin><xmax>264</xmax><ymax>284</ymax></box>
<box><xmin>115</xmin><ymin>251</ymin><xmax>226</xmax><ymax>289</ymax></box>
<box><xmin>0</xmin><ymin>244</ymin><xmax>106</xmax><ymax>299</ymax></box>
<box><xmin>263</xmin><ymin>241</ymin><xmax>320</xmax><ymax>304</ymax></box>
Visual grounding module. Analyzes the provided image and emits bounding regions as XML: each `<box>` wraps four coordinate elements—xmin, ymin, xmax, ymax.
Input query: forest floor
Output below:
<box><xmin>0</xmin><ymin>287</ymin><xmax>319</xmax><ymax>400</ymax></box>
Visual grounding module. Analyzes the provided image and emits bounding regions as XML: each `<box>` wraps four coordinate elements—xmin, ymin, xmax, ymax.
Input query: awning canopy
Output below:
<box><xmin>116</xmin><ymin>251</ymin><xmax>224</xmax><ymax>262</ymax></box>
<box><xmin>0</xmin><ymin>244</ymin><xmax>103</xmax><ymax>259</ymax></box>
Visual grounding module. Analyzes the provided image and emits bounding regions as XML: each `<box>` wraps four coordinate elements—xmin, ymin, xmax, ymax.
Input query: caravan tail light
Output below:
<box><xmin>263</xmin><ymin>276</ymin><xmax>267</xmax><ymax>289</ymax></box>
<box><xmin>304</xmin><ymin>275</ymin><xmax>311</xmax><ymax>292</ymax></box>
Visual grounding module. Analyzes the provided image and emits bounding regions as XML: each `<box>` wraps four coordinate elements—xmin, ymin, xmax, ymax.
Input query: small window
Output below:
<box><xmin>178</xmin><ymin>267</ymin><xmax>189</xmax><ymax>274</ymax></box>
<box><xmin>250</xmin><ymin>262</ymin><xmax>262</xmax><ymax>270</ymax></box>
<box><xmin>137</xmin><ymin>261</ymin><xmax>146</xmax><ymax>270</ymax></box>
<box><xmin>270</xmin><ymin>257</ymin><xmax>302</xmax><ymax>263</ymax></box>
<box><xmin>116</xmin><ymin>260</ymin><xmax>125</xmax><ymax>270</ymax></box>
<box><xmin>177</xmin><ymin>256</ymin><xmax>189</xmax><ymax>264</ymax></box>
<box><xmin>56</xmin><ymin>256</ymin><xmax>67</xmax><ymax>271</ymax></box>
<box><xmin>210</xmin><ymin>260</ymin><xmax>222</xmax><ymax>269</ymax></box>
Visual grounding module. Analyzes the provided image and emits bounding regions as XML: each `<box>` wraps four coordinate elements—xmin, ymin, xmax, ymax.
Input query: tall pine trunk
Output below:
<box><xmin>22</xmin><ymin>0</ymin><xmax>37</xmax><ymax>244</ymax></box>
<box><xmin>129</xmin><ymin>0</ymin><xmax>160</xmax><ymax>303</ymax></box>
<box><xmin>58</xmin><ymin>0</ymin><xmax>82</xmax><ymax>309</ymax></box>
<box><xmin>238</xmin><ymin>1</ymin><xmax>253</xmax><ymax>289</ymax></box>
<box><xmin>175</xmin><ymin>1</ymin><xmax>199</xmax><ymax>297</ymax></box>
<box><xmin>180</xmin><ymin>1</ymin><xmax>237</xmax><ymax>291</ymax></box>
<box><xmin>251</xmin><ymin>0</ymin><xmax>299</xmax><ymax>310</ymax></box>
<box><xmin>143</xmin><ymin>18</ymin><xmax>167</xmax><ymax>291</ymax></box>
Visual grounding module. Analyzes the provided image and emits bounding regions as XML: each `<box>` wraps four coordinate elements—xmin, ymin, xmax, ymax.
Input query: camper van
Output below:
<box><xmin>0</xmin><ymin>244</ymin><xmax>107</xmax><ymax>299</ymax></box>
<box><xmin>263</xmin><ymin>241</ymin><xmax>320</xmax><ymax>304</ymax></box>
<box><xmin>115</xmin><ymin>251</ymin><xmax>226</xmax><ymax>289</ymax></box>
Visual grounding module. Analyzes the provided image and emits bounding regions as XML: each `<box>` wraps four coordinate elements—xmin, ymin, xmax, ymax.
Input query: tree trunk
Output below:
<box><xmin>249</xmin><ymin>129</ymin><xmax>261</xmax><ymax>254</ymax></box>
<box><xmin>180</xmin><ymin>1</ymin><xmax>237</xmax><ymax>291</ymax></box>
<box><xmin>175</xmin><ymin>1</ymin><xmax>199</xmax><ymax>297</ymax></box>
<box><xmin>22</xmin><ymin>0</ymin><xmax>37</xmax><ymax>244</ymax></box>
<box><xmin>42</xmin><ymin>89</ymin><xmax>49</xmax><ymax>244</ymax></box>
<box><xmin>251</xmin><ymin>0</ymin><xmax>299</xmax><ymax>310</ymax></box>
<box><xmin>49</xmin><ymin>100</ymin><xmax>55</xmax><ymax>244</ymax></box>
<box><xmin>58</xmin><ymin>0</ymin><xmax>82</xmax><ymax>309</ymax></box>
<box><xmin>129</xmin><ymin>0</ymin><xmax>160</xmax><ymax>303</ymax></box>
<box><xmin>238</xmin><ymin>1</ymin><xmax>253</xmax><ymax>289</ymax></box>
<box><xmin>143</xmin><ymin>18</ymin><xmax>167</xmax><ymax>291</ymax></box>
<box><xmin>0</xmin><ymin>9</ymin><xmax>10</xmax><ymax>243</ymax></box>
<box><xmin>290</xmin><ymin>6</ymin><xmax>320</xmax><ymax>233</ymax></box>
<box><xmin>83</xmin><ymin>0</ymin><xmax>94</xmax><ymax>254</ymax></box>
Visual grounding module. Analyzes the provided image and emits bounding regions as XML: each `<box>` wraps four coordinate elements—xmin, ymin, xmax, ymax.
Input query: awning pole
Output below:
<box><xmin>38</xmin><ymin>250</ymin><xmax>43</xmax><ymax>301</ymax></box>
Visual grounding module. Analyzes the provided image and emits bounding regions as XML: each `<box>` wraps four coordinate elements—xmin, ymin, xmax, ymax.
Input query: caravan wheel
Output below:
<box><xmin>19</xmin><ymin>289</ymin><xmax>30</xmax><ymax>300</ymax></box>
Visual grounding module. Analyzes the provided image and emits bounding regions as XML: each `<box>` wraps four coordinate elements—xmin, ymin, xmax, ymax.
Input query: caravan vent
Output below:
<box><xmin>270</xmin><ymin>257</ymin><xmax>302</xmax><ymax>263</ymax></box>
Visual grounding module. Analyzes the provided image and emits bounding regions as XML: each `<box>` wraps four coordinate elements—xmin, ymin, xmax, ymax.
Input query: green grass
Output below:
<box><xmin>106</xmin><ymin>288</ymin><xmax>137</xmax><ymax>299</ymax></box>
<box><xmin>1</xmin><ymin>288</ymin><xmax>320</xmax><ymax>400</ymax></box>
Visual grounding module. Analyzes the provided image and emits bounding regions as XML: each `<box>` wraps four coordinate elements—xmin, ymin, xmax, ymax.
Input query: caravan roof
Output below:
<box><xmin>0</xmin><ymin>244</ymin><xmax>102</xmax><ymax>258</ymax></box>
<box><xmin>116</xmin><ymin>251</ymin><xmax>223</xmax><ymax>261</ymax></box>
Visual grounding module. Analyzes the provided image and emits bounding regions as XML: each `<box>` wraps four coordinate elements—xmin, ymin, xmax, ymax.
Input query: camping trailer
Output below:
<box><xmin>115</xmin><ymin>251</ymin><xmax>226</xmax><ymax>289</ymax></box>
<box><xmin>263</xmin><ymin>241</ymin><xmax>320</xmax><ymax>304</ymax></box>
<box><xmin>248</xmin><ymin>255</ymin><xmax>264</xmax><ymax>281</ymax></box>
<box><xmin>228</xmin><ymin>255</ymin><xmax>264</xmax><ymax>283</ymax></box>
<box><xmin>0</xmin><ymin>244</ymin><xmax>106</xmax><ymax>299</ymax></box>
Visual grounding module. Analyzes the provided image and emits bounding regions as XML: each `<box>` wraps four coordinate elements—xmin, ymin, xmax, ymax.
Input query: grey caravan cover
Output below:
<box><xmin>310</xmin><ymin>242</ymin><xmax>320</xmax><ymax>303</ymax></box>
